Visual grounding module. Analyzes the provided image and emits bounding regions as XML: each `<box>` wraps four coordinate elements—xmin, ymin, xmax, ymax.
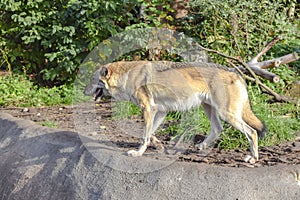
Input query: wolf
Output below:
<box><xmin>84</xmin><ymin>61</ymin><xmax>267</xmax><ymax>163</ymax></box>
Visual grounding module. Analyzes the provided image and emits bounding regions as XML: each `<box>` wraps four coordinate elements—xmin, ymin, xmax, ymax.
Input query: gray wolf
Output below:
<box><xmin>84</xmin><ymin>61</ymin><xmax>267</xmax><ymax>164</ymax></box>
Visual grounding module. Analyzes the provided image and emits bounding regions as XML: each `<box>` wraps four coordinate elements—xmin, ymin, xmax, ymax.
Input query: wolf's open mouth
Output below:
<box><xmin>93</xmin><ymin>88</ymin><xmax>103</xmax><ymax>101</ymax></box>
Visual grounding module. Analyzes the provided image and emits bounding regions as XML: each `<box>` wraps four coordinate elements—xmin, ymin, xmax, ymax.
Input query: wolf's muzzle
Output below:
<box><xmin>84</xmin><ymin>81</ymin><xmax>106</xmax><ymax>101</ymax></box>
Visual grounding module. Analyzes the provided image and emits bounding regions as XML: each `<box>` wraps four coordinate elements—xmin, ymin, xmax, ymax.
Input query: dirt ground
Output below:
<box><xmin>1</xmin><ymin>100</ymin><xmax>300</xmax><ymax>168</ymax></box>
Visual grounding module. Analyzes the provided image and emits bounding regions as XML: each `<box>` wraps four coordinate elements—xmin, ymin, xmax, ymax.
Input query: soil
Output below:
<box><xmin>1</xmin><ymin>100</ymin><xmax>299</xmax><ymax>168</ymax></box>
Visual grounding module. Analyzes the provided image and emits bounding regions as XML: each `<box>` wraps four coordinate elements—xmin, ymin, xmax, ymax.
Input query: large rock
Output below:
<box><xmin>0</xmin><ymin>113</ymin><xmax>299</xmax><ymax>200</ymax></box>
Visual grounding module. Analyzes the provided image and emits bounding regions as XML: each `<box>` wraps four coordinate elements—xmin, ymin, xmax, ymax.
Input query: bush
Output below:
<box><xmin>0</xmin><ymin>0</ymin><xmax>139</xmax><ymax>85</ymax></box>
<box><xmin>2</xmin><ymin>0</ymin><xmax>297</xmax><ymax>86</ymax></box>
<box><xmin>181</xmin><ymin>0</ymin><xmax>299</xmax><ymax>62</ymax></box>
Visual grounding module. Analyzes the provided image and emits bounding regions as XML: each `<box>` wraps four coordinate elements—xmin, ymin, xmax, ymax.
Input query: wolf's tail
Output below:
<box><xmin>242</xmin><ymin>102</ymin><xmax>267</xmax><ymax>138</ymax></box>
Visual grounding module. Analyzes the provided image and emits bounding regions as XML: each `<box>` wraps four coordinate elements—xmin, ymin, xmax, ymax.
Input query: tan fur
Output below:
<box><xmin>93</xmin><ymin>61</ymin><xmax>266</xmax><ymax>163</ymax></box>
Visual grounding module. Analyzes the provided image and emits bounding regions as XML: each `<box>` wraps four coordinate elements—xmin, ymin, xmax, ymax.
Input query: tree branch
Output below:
<box><xmin>249</xmin><ymin>52</ymin><xmax>299</xmax><ymax>69</ymax></box>
<box><xmin>196</xmin><ymin>44</ymin><xmax>261</xmax><ymax>85</ymax></box>
<box><xmin>244</xmin><ymin>75</ymin><xmax>298</xmax><ymax>104</ymax></box>
<box><xmin>237</xmin><ymin>65</ymin><xmax>280</xmax><ymax>83</ymax></box>
<box><xmin>248</xmin><ymin>35</ymin><xmax>280</xmax><ymax>64</ymax></box>
<box><xmin>196</xmin><ymin>35</ymin><xmax>298</xmax><ymax>76</ymax></box>
<box><xmin>228</xmin><ymin>61</ymin><xmax>297</xmax><ymax>104</ymax></box>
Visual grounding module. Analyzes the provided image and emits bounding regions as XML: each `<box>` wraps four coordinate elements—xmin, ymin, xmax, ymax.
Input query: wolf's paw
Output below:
<box><xmin>127</xmin><ymin>149</ymin><xmax>142</xmax><ymax>157</ymax></box>
<box><xmin>195</xmin><ymin>142</ymin><xmax>207</xmax><ymax>150</ymax></box>
<box><xmin>154</xmin><ymin>143</ymin><xmax>165</xmax><ymax>151</ymax></box>
<box><xmin>151</xmin><ymin>136</ymin><xmax>164</xmax><ymax>150</ymax></box>
<box><xmin>156</xmin><ymin>146</ymin><xmax>165</xmax><ymax>154</ymax></box>
<box><xmin>244</xmin><ymin>155</ymin><xmax>256</xmax><ymax>164</ymax></box>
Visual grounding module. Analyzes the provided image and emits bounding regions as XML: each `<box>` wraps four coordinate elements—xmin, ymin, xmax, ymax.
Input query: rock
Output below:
<box><xmin>100</xmin><ymin>125</ymin><xmax>106</xmax><ymax>130</ymax></box>
<box><xmin>88</xmin><ymin>131</ymin><xmax>98</xmax><ymax>136</ymax></box>
<box><xmin>22</xmin><ymin>108</ymin><xmax>29</xmax><ymax>112</ymax></box>
<box><xmin>244</xmin><ymin>155</ymin><xmax>253</xmax><ymax>163</ymax></box>
<box><xmin>0</xmin><ymin>113</ymin><xmax>299</xmax><ymax>200</ymax></box>
<box><xmin>28</xmin><ymin>108</ymin><xmax>37</xmax><ymax>113</ymax></box>
<box><xmin>292</xmin><ymin>141</ymin><xmax>300</xmax><ymax>151</ymax></box>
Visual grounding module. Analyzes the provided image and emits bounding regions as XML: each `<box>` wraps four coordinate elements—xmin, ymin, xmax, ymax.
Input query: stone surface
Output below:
<box><xmin>0</xmin><ymin>113</ymin><xmax>299</xmax><ymax>200</ymax></box>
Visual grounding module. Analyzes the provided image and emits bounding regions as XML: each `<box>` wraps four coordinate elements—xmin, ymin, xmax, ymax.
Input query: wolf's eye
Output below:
<box><xmin>100</xmin><ymin>67</ymin><xmax>108</xmax><ymax>77</ymax></box>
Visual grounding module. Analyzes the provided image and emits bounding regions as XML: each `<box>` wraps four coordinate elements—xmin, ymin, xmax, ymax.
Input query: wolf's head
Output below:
<box><xmin>84</xmin><ymin>67</ymin><xmax>110</xmax><ymax>101</ymax></box>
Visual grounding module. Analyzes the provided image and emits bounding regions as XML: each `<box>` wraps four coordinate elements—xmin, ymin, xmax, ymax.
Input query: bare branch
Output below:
<box><xmin>248</xmin><ymin>35</ymin><xmax>280</xmax><ymax>64</ymax></box>
<box><xmin>249</xmin><ymin>52</ymin><xmax>299</xmax><ymax>69</ymax></box>
<box><xmin>251</xmin><ymin>68</ymin><xmax>280</xmax><ymax>83</ymax></box>
<box><xmin>238</xmin><ymin>66</ymin><xmax>280</xmax><ymax>83</ymax></box>
<box><xmin>235</xmin><ymin>52</ymin><xmax>298</xmax><ymax>82</ymax></box>
<box><xmin>244</xmin><ymin>75</ymin><xmax>298</xmax><ymax>104</ymax></box>
<box><xmin>229</xmin><ymin>61</ymin><xmax>297</xmax><ymax>104</ymax></box>
<box><xmin>196</xmin><ymin>44</ymin><xmax>261</xmax><ymax>84</ymax></box>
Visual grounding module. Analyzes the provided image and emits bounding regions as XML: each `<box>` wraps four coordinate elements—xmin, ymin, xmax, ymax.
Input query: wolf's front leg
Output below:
<box><xmin>127</xmin><ymin>135</ymin><xmax>163</xmax><ymax>157</ymax></box>
<box><xmin>127</xmin><ymin>94</ymin><xmax>156</xmax><ymax>157</ymax></box>
<box><xmin>127</xmin><ymin>138</ymin><xmax>150</xmax><ymax>157</ymax></box>
<box><xmin>127</xmin><ymin>108</ymin><xmax>153</xmax><ymax>157</ymax></box>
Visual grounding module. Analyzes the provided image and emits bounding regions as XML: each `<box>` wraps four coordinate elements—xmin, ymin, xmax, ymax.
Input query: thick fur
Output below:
<box><xmin>85</xmin><ymin>61</ymin><xmax>267</xmax><ymax>163</ymax></box>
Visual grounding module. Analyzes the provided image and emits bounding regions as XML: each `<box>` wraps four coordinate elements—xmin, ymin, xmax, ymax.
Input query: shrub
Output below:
<box><xmin>0</xmin><ymin>0</ymin><xmax>138</xmax><ymax>85</ymax></box>
<box><xmin>181</xmin><ymin>0</ymin><xmax>299</xmax><ymax>63</ymax></box>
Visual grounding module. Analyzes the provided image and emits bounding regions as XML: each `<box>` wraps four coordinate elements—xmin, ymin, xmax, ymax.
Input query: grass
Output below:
<box><xmin>111</xmin><ymin>101</ymin><xmax>142</xmax><ymax>119</ymax></box>
<box><xmin>37</xmin><ymin>120</ymin><xmax>58</xmax><ymax>128</ymax></box>
<box><xmin>0</xmin><ymin>75</ymin><xmax>73</xmax><ymax>107</ymax></box>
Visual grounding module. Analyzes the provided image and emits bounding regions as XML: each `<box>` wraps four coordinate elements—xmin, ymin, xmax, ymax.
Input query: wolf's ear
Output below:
<box><xmin>100</xmin><ymin>67</ymin><xmax>108</xmax><ymax>77</ymax></box>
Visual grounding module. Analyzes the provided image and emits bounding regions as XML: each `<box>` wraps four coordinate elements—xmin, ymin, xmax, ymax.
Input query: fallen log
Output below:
<box><xmin>244</xmin><ymin>35</ymin><xmax>298</xmax><ymax>82</ymax></box>
<box><xmin>238</xmin><ymin>65</ymin><xmax>280</xmax><ymax>83</ymax></box>
<box><xmin>249</xmin><ymin>52</ymin><xmax>299</xmax><ymax>69</ymax></box>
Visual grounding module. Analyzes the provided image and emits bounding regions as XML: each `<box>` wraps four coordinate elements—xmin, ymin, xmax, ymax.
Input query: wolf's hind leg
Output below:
<box><xmin>150</xmin><ymin>111</ymin><xmax>167</xmax><ymax>151</ymax></box>
<box><xmin>195</xmin><ymin>103</ymin><xmax>223</xmax><ymax>150</ymax></box>
<box><xmin>225</xmin><ymin>115</ymin><xmax>259</xmax><ymax>164</ymax></box>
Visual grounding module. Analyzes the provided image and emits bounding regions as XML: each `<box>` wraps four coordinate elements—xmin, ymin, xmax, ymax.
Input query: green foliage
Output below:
<box><xmin>38</xmin><ymin>120</ymin><xmax>58</xmax><ymax>128</ymax></box>
<box><xmin>0</xmin><ymin>0</ymin><xmax>139</xmax><ymax>85</ymax></box>
<box><xmin>2</xmin><ymin>0</ymin><xmax>297</xmax><ymax>85</ymax></box>
<box><xmin>0</xmin><ymin>75</ymin><xmax>73</xmax><ymax>107</ymax></box>
<box><xmin>182</xmin><ymin>0</ymin><xmax>299</xmax><ymax>63</ymax></box>
<box><xmin>249</xmin><ymin>85</ymin><xmax>299</xmax><ymax>146</ymax></box>
<box><xmin>136</xmin><ymin>0</ymin><xmax>175</xmax><ymax>27</ymax></box>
